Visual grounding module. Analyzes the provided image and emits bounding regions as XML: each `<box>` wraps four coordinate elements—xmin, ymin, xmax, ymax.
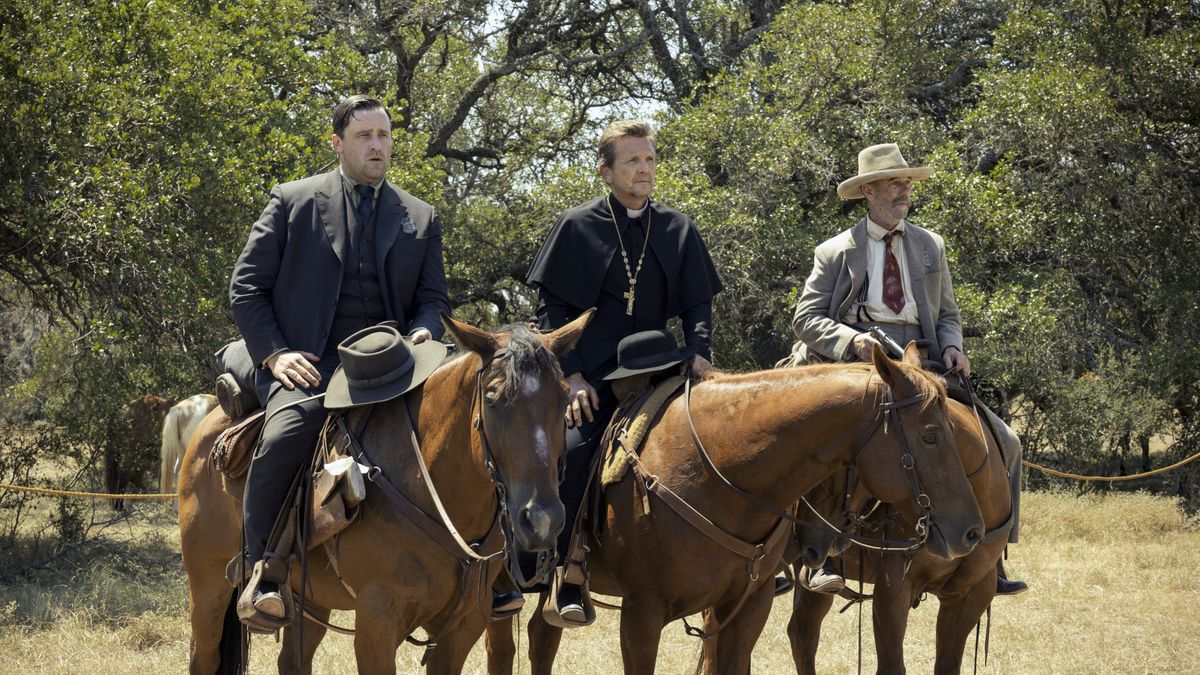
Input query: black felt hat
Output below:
<box><xmin>324</xmin><ymin>325</ymin><xmax>447</xmax><ymax>409</ymax></box>
<box><xmin>603</xmin><ymin>329</ymin><xmax>697</xmax><ymax>381</ymax></box>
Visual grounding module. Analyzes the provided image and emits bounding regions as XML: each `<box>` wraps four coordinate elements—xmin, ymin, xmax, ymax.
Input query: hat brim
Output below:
<box><xmin>603</xmin><ymin>344</ymin><xmax>698</xmax><ymax>381</ymax></box>
<box><xmin>837</xmin><ymin>167</ymin><xmax>933</xmax><ymax>200</ymax></box>
<box><xmin>324</xmin><ymin>339</ymin><xmax>448</xmax><ymax>409</ymax></box>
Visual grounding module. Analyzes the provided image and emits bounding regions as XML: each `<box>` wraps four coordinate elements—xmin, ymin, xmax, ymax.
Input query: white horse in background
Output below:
<box><xmin>160</xmin><ymin>394</ymin><xmax>219</xmax><ymax>499</ymax></box>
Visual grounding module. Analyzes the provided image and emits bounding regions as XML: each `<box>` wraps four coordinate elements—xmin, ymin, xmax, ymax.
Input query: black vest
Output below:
<box><xmin>327</xmin><ymin>194</ymin><xmax>387</xmax><ymax>354</ymax></box>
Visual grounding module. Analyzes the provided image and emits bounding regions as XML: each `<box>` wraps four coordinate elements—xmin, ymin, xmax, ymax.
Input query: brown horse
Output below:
<box><xmin>107</xmin><ymin>394</ymin><xmax>177</xmax><ymax>510</ymax></box>
<box><xmin>785</xmin><ymin>394</ymin><xmax>1014</xmax><ymax>674</ymax></box>
<box><xmin>179</xmin><ymin>314</ymin><xmax>590</xmax><ymax>674</ymax></box>
<box><xmin>486</xmin><ymin>344</ymin><xmax>985</xmax><ymax>674</ymax></box>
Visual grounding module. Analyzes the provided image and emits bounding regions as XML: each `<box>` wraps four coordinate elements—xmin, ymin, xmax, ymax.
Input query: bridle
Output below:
<box><xmin>325</xmin><ymin>344</ymin><xmax>562</xmax><ymax>652</ymax></box>
<box><xmin>469</xmin><ymin>349</ymin><xmax>560</xmax><ymax>589</ymax></box>
<box><xmin>683</xmin><ymin>376</ymin><xmax>940</xmax><ymax>555</ymax></box>
<box><xmin>798</xmin><ymin>372</ymin><xmax>1002</xmax><ymax>555</ymax></box>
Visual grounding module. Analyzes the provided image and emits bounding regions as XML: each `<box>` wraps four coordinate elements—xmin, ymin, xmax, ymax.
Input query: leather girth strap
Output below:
<box><xmin>623</xmin><ymin>438</ymin><xmax>792</xmax><ymax>640</ymax></box>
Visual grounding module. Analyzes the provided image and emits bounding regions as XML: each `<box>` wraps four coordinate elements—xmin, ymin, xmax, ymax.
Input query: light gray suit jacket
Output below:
<box><xmin>784</xmin><ymin>218</ymin><xmax>963</xmax><ymax>365</ymax></box>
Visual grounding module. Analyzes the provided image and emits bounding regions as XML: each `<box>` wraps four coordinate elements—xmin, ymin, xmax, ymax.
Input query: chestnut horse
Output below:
<box><xmin>784</xmin><ymin>394</ymin><xmax>1014</xmax><ymax>675</ymax></box>
<box><xmin>487</xmin><ymin>345</ymin><xmax>985</xmax><ymax>674</ymax></box>
<box><xmin>179</xmin><ymin>314</ymin><xmax>589</xmax><ymax>674</ymax></box>
<box><xmin>107</xmin><ymin>394</ymin><xmax>176</xmax><ymax>510</ymax></box>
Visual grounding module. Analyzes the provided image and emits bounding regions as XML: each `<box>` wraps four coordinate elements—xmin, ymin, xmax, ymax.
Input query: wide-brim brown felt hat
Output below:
<box><xmin>324</xmin><ymin>325</ymin><xmax>447</xmax><ymax>409</ymax></box>
<box><xmin>837</xmin><ymin>143</ymin><xmax>933</xmax><ymax>200</ymax></box>
<box><xmin>603</xmin><ymin>329</ymin><xmax>697</xmax><ymax>380</ymax></box>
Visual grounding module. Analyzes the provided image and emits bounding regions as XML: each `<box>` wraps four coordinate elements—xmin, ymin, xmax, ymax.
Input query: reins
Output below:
<box><xmin>617</xmin><ymin>372</ymin><xmax>937</xmax><ymax>641</ymax></box>
<box><xmin>317</xmin><ymin>348</ymin><xmax>514</xmax><ymax>655</ymax></box>
<box><xmin>683</xmin><ymin>373</ymin><xmax>937</xmax><ymax>555</ymax></box>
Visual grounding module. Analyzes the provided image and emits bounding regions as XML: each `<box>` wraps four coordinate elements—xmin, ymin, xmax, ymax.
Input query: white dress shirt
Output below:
<box><xmin>842</xmin><ymin>217</ymin><xmax>920</xmax><ymax>325</ymax></box>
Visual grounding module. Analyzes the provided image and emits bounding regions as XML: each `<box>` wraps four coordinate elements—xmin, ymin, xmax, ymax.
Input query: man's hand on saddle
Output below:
<box><xmin>565</xmin><ymin>372</ymin><xmax>598</xmax><ymax>428</ymax></box>
<box><xmin>267</xmin><ymin>350</ymin><xmax>322</xmax><ymax>390</ymax></box>
<box><xmin>848</xmin><ymin>333</ymin><xmax>884</xmax><ymax>362</ymax></box>
<box><xmin>685</xmin><ymin>354</ymin><xmax>713</xmax><ymax>378</ymax></box>
<box><xmin>942</xmin><ymin>346</ymin><xmax>971</xmax><ymax>378</ymax></box>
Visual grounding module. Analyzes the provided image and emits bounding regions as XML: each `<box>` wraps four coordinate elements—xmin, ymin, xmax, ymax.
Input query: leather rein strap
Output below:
<box><xmin>684</xmin><ymin>373</ymin><xmax>935</xmax><ymax>554</ymax></box>
<box><xmin>337</xmin><ymin>348</ymin><xmax>509</xmax><ymax>652</ymax></box>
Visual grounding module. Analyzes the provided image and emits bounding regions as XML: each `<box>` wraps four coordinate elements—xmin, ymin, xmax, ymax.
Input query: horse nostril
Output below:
<box><xmin>521</xmin><ymin>505</ymin><xmax>552</xmax><ymax>538</ymax></box>
<box><xmin>965</xmin><ymin>526</ymin><xmax>981</xmax><ymax>545</ymax></box>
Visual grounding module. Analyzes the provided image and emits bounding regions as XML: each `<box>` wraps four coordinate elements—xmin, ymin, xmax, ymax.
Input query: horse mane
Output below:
<box><xmin>494</xmin><ymin>323</ymin><xmax>563</xmax><ymax>403</ymax></box>
<box><xmin>442</xmin><ymin>323</ymin><xmax>563</xmax><ymax>403</ymax></box>
<box><xmin>706</xmin><ymin>360</ymin><xmax>948</xmax><ymax>413</ymax></box>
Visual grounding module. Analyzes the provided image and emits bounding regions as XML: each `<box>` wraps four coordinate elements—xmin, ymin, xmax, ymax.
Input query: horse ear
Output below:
<box><xmin>872</xmin><ymin>341</ymin><xmax>903</xmax><ymax>390</ymax></box>
<box><xmin>440</xmin><ymin>311</ymin><xmax>498</xmax><ymax>357</ymax></box>
<box><xmin>902</xmin><ymin>341</ymin><xmax>922</xmax><ymax>368</ymax></box>
<box><xmin>542</xmin><ymin>308</ymin><xmax>595</xmax><ymax>358</ymax></box>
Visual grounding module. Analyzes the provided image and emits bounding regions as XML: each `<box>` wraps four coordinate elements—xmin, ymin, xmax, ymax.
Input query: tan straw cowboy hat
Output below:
<box><xmin>324</xmin><ymin>325</ymin><xmax>447</xmax><ymax>409</ymax></box>
<box><xmin>837</xmin><ymin>143</ymin><xmax>933</xmax><ymax>200</ymax></box>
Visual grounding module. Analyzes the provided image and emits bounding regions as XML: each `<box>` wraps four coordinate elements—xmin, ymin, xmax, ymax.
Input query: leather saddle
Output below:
<box><xmin>215</xmin><ymin>407</ymin><xmax>367</xmax><ymax>591</ymax></box>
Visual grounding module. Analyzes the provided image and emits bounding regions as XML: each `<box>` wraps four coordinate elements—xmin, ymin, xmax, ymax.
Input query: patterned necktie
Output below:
<box><xmin>882</xmin><ymin>231</ymin><xmax>905</xmax><ymax>313</ymax></box>
<box><xmin>354</xmin><ymin>184</ymin><xmax>375</xmax><ymax>224</ymax></box>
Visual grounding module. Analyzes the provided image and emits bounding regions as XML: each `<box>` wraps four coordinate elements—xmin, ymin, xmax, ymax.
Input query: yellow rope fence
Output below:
<box><xmin>4</xmin><ymin>451</ymin><xmax>1200</xmax><ymax>498</ymax></box>
<box><xmin>1023</xmin><ymin>447</ymin><xmax>1200</xmax><ymax>482</ymax></box>
<box><xmin>0</xmin><ymin>483</ymin><xmax>175</xmax><ymax>500</ymax></box>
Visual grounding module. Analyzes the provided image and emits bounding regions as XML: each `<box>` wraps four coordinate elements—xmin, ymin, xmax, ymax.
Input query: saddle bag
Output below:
<box><xmin>211</xmin><ymin>409</ymin><xmax>267</xmax><ymax>480</ymax></box>
<box><xmin>307</xmin><ymin>453</ymin><xmax>366</xmax><ymax>549</ymax></box>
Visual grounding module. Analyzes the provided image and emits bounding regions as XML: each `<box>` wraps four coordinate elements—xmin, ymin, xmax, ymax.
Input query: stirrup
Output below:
<box><xmin>236</xmin><ymin>559</ymin><xmax>294</xmax><ymax>632</ymax></box>
<box><xmin>800</xmin><ymin>564</ymin><xmax>845</xmax><ymax>595</ymax></box>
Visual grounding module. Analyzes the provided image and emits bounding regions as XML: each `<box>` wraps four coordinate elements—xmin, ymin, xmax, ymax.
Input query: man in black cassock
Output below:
<box><xmin>525</xmin><ymin>119</ymin><xmax>723</xmax><ymax>626</ymax></box>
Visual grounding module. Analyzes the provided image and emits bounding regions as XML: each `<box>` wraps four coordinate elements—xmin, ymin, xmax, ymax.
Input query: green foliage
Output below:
<box><xmin>0</xmin><ymin>0</ymin><xmax>1196</xmax><ymax>508</ymax></box>
<box><xmin>664</xmin><ymin>0</ymin><xmax>1199</xmax><ymax>494</ymax></box>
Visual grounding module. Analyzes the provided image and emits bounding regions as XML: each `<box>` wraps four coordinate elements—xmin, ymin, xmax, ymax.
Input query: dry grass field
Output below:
<box><xmin>1</xmin><ymin>490</ymin><xmax>1198</xmax><ymax>673</ymax></box>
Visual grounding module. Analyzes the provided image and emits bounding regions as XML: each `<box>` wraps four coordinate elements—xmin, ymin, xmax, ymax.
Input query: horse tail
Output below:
<box><xmin>217</xmin><ymin>588</ymin><xmax>247</xmax><ymax>675</ymax></box>
<box><xmin>160</xmin><ymin>404</ymin><xmax>184</xmax><ymax>495</ymax></box>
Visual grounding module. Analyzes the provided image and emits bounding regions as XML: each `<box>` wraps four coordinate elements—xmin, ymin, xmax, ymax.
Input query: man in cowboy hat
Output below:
<box><xmin>227</xmin><ymin>94</ymin><xmax>450</xmax><ymax>624</ymax></box>
<box><xmin>781</xmin><ymin>143</ymin><xmax>1026</xmax><ymax>596</ymax></box>
<box><xmin>526</xmin><ymin>120</ymin><xmax>722</xmax><ymax>625</ymax></box>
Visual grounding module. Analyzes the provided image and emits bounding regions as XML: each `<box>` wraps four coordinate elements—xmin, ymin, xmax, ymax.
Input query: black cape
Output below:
<box><xmin>526</xmin><ymin>195</ymin><xmax>723</xmax><ymax>317</ymax></box>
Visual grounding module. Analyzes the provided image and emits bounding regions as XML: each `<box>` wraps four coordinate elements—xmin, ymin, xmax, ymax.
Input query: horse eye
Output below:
<box><xmin>484</xmin><ymin>390</ymin><xmax>499</xmax><ymax>404</ymax></box>
<box><xmin>921</xmin><ymin>425</ymin><xmax>939</xmax><ymax>444</ymax></box>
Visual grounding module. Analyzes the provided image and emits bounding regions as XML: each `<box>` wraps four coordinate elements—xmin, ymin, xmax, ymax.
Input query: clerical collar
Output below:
<box><xmin>866</xmin><ymin>216</ymin><xmax>905</xmax><ymax>241</ymax></box>
<box><xmin>338</xmin><ymin>168</ymin><xmax>384</xmax><ymax>197</ymax></box>
<box><xmin>626</xmin><ymin>203</ymin><xmax>648</xmax><ymax>219</ymax></box>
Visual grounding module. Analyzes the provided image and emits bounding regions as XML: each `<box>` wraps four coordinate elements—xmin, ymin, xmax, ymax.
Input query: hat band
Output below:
<box><xmin>620</xmin><ymin>350</ymin><xmax>688</xmax><ymax>370</ymax></box>
<box><xmin>858</xmin><ymin>163</ymin><xmax>911</xmax><ymax>175</ymax></box>
<box><xmin>345</xmin><ymin>354</ymin><xmax>415</xmax><ymax>389</ymax></box>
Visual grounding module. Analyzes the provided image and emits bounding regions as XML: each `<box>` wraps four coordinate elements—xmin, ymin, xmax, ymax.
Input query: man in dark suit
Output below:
<box><xmin>229</xmin><ymin>95</ymin><xmax>450</xmax><ymax>622</ymax></box>
<box><xmin>781</xmin><ymin>143</ymin><xmax>1025</xmax><ymax>596</ymax></box>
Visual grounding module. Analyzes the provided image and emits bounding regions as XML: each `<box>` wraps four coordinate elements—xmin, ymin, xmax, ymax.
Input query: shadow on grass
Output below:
<box><xmin>0</xmin><ymin>501</ymin><xmax>187</xmax><ymax>630</ymax></box>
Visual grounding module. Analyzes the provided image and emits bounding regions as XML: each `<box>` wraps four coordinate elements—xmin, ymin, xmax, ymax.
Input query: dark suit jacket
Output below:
<box><xmin>229</xmin><ymin>170</ymin><xmax>450</xmax><ymax>398</ymax></box>
<box><xmin>784</xmin><ymin>217</ymin><xmax>962</xmax><ymax>365</ymax></box>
